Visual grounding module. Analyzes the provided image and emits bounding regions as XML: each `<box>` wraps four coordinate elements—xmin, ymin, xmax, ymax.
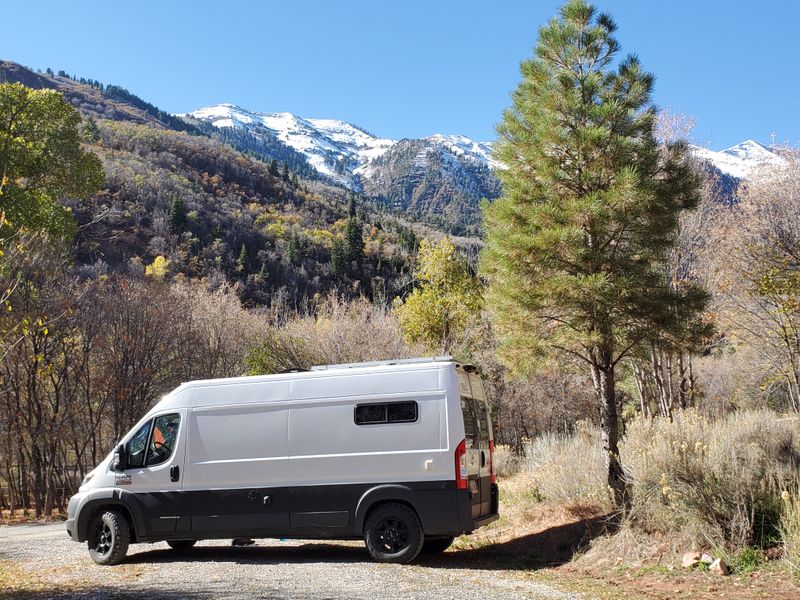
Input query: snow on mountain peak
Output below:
<box><xmin>691</xmin><ymin>139</ymin><xmax>785</xmax><ymax>179</ymax></box>
<box><xmin>184</xmin><ymin>104</ymin><xmax>398</xmax><ymax>186</ymax></box>
<box><xmin>185</xmin><ymin>104</ymin><xmax>780</xmax><ymax>189</ymax></box>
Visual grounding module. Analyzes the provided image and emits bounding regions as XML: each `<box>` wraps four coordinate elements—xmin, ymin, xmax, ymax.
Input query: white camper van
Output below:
<box><xmin>66</xmin><ymin>357</ymin><xmax>498</xmax><ymax>565</ymax></box>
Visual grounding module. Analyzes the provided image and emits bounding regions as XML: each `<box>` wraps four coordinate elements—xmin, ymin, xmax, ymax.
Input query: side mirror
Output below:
<box><xmin>112</xmin><ymin>444</ymin><xmax>127</xmax><ymax>472</ymax></box>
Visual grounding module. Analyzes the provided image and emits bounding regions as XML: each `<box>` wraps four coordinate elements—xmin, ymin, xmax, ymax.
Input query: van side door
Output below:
<box><xmin>186</xmin><ymin>403</ymin><xmax>291</xmax><ymax>537</ymax></box>
<box><xmin>119</xmin><ymin>411</ymin><xmax>188</xmax><ymax>538</ymax></box>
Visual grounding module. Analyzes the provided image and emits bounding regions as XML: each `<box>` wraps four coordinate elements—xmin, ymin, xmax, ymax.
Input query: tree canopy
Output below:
<box><xmin>0</xmin><ymin>82</ymin><xmax>103</xmax><ymax>238</ymax></box>
<box><xmin>396</xmin><ymin>237</ymin><xmax>482</xmax><ymax>353</ymax></box>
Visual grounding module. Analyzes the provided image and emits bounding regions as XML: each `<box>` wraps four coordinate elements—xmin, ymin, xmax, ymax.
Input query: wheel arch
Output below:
<box><xmin>354</xmin><ymin>484</ymin><xmax>421</xmax><ymax>534</ymax></box>
<box><xmin>76</xmin><ymin>493</ymin><xmax>141</xmax><ymax>543</ymax></box>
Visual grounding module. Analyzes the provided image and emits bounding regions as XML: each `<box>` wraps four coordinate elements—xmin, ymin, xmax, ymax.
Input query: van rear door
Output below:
<box><xmin>468</xmin><ymin>373</ymin><xmax>495</xmax><ymax>517</ymax></box>
<box><xmin>457</xmin><ymin>369</ymin><xmax>495</xmax><ymax>520</ymax></box>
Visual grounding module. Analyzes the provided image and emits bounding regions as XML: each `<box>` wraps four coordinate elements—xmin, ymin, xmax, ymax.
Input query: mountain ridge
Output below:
<box><xmin>185</xmin><ymin>102</ymin><xmax>785</xmax><ymax>202</ymax></box>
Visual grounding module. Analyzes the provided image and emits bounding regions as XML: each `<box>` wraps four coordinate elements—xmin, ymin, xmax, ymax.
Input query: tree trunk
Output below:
<box><xmin>593</xmin><ymin>352</ymin><xmax>628</xmax><ymax>510</ymax></box>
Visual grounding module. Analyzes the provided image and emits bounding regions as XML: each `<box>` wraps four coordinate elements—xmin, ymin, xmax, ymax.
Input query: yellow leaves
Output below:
<box><xmin>395</xmin><ymin>237</ymin><xmax>482</xmax><ymax>352</ymax></box>
<box><xmin>145</xmin><ymin>255</ymin><xmax>169</xmax><ymax>281</ymax></box>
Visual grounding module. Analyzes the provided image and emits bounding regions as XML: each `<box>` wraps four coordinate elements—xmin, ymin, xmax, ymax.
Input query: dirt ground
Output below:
<box><xmin>2</xmin><ymin>501</ymin><xmax>799</xmax><ymax>599</ymax></box>
<box><xmin>453</xmin><ymin>502</ymin><xmax>800</xmax><ymax>600</ymax></box>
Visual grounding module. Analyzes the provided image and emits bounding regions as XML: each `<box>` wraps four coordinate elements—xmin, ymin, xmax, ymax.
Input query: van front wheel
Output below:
<box><xmin>88</xmin><ymin>509</ymin><xmax>130</xmax><ymax>565</ymax></box>
<box><xmin>364</xmin><ymin>503</ymin><xmax>423</xmax><ymax>564</ymax></box>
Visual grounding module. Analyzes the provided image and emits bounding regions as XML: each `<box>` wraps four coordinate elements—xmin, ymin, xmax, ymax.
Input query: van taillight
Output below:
<box><xmin>455</xmin><ymin>439</ymin><xmax>467</xmax><ymax>490</ymax></box>
<box><xmin>489</xmin><ymin>440</ymin><xmax>496</xmax><ymax>484</ymax></box>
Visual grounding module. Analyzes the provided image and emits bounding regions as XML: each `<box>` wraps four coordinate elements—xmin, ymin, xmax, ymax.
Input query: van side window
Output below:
<box><xmin>145</xmin><ymin>413</ymin><xmax>181</xmax><ymax>466</ymax></box>
<box><xmin>355</xmin><ymin>401</ymin><xmax>418</xmax><ymax>425</ymax></box>
<box><xmin>126</xmin><ymin>421</ymin><xmax>152</xmax><ymax>468</ymax></box>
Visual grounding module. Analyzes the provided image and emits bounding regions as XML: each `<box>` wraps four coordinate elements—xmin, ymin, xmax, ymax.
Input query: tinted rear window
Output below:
<box><xmin>355</xmin><ymin>401</ymin><xmax>418</xmax><ymax>425</ymax></box>
<box><xmin>461</xmin><ymin>395</ymin><xmax>491</xmax><ymax>448</ymax></box>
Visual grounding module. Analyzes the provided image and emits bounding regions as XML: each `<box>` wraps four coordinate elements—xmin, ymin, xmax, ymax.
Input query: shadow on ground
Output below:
<box><xmin>114</xmin><ymin>511</ymin><xmax>618</xmax><ymax>571</ymax></box>
<box><xmin>423</xmin><ymin>512</ymin><xmax>619</xmax><ymax>570</ymax></box>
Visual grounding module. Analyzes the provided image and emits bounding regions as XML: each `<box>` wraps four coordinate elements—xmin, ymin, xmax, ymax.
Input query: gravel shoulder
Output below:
<box><xmin>0</xmin><ymin>523</ymin><xmax>579</xmax><ymax>599</ymax></box>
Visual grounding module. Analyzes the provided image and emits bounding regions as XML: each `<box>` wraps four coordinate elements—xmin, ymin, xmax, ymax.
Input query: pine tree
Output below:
<box><xmin>82</xmin><ymin>116</ymin><xmax>101</xmax><ymax>143</ymax></box>
<box><xmin>268</xmin><ymin>159</ymin><xmax>279</xmax><ymax>177</ymax></box>
<box><xmin>344</xmin><ymin>216</ymin><xmax>364</xmax><ymax>267</ymax></box>
<box><xmin>480</xmin><ymin>0</ymin><xmax>705</xmax><ymax>508</ymax></box>
<box><xmin>331</xmin><ymin>237</ymin><xmax>346</xmax><ymax>278</ymax></box>
<box><xmin>348</xmin><ymin>193</ymin><xmax>357</xmax><ymax>217</ymax></box>
<box><xmin>257</xmin><ymin>261</ymin><xmax>269</xmax><ymax>284</ymax></box>
<box><xmin>287</xmin><ymin>233</ymin><xmax>300</xmax><ymax>265</ymax></box>
<box><xmin>236</xmin><ymin>243</ymin><xmax>248</xmax><ymax>273</ymax></box>
<box><xmin>281</xmin><ymin>162</ymin><xmax>290</xmax><ymax>183</ymax></box>
<box><xmin>169</xmin><ymin>196</ymin><xmax>187</xmax><ymax>233</ymax></box>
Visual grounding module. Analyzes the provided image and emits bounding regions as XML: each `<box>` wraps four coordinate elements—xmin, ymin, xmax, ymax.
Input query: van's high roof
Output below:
<box><xmin>171</xmin><ymin>356</ymin><xmax>475</xmax><ymax>392</ymax></box>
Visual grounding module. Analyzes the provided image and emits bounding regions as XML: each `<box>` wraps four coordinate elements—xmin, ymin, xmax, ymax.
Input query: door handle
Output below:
<box><xmin>170</xmin><ymin>465</ymin><xmax>180</xmax><ymax>482</ymax></box>
<box><xmin>263</xmin><ymin>495</ymin><xmax>272</xmax><ymax>505</ymax></box>
<box><xmin>480</xmin><ymin>451</ymin><xmax>486</xmax><ymax>468</ymax></box>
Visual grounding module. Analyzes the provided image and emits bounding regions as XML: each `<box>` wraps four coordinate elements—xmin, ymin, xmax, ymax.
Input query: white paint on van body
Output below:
<box><xmin>96</xmin><ymin>361</ymin><xmax>468</xmax><ymax>494</ymax></box>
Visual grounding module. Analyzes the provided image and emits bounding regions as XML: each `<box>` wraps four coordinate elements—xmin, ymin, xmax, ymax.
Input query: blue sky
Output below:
<box><xmin>1</xmin><ymin>1</ymin><xmax>797</xmax><ymax>149</ymax></box>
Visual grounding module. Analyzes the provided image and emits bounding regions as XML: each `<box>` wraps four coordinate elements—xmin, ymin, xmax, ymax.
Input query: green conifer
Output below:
<box><xmin>480</xmin><ymin>0</ymin><xmax>706</xmax><ymax>508</ymax></box>
<box><xmin>331</xmin><ymin>237</ymin><xmax>346</xmax><ymax>278</ymax></box>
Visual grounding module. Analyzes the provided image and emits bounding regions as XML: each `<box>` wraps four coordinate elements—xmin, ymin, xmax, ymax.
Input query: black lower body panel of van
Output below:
<box><xmin>78</xmin><ymin>480</ymin><xmax>500</xmax><ymax>543</ymax></box>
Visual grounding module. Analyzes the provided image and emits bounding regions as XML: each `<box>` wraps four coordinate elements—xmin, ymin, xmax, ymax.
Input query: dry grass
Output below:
<box><xmin>523</xmin><ymin>421</ymin><xmax>612</xmax><ymax>509</ymax></box>
<box><xmin>520</xmin><ymin>410</ymin><xmax>800</xmax><ymax>555</ymax></box>
<box><xmin>624</xmin><ymin>409</ymin><xmax>800</xmax><ymax>548</ymax></box>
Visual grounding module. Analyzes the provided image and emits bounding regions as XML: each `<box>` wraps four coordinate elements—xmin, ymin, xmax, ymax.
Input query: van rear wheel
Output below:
<box><xmin>364</xmin><ymin>503</ymin><xmax>423</xmax><ymax>564</ymax></box>
<box><xmin>421</xmin><ymin>536</ymin><xmax>454</xmax><ymax>554</ymax></box>
<box><xmin>88</xmin><ymin>509</ymin><xmax>130</xmax><ymax>566</ymax></box>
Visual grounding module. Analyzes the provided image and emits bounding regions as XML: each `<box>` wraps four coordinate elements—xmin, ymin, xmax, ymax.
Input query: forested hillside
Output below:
<box><xmin>0</xmin><ymin>60</ymin><xmax>428</xmax><ymax>304</ymax></box>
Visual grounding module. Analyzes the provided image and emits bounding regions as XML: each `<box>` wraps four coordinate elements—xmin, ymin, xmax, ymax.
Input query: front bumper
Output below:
<box><xmin>66</xmin><ymin>492</ymin><xmax>87</xmax><ymax>541</ymax></box>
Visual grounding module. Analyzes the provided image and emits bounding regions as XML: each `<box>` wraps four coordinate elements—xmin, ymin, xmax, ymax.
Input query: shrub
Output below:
<box><xmin>623</xmin><ymin>409</ymin><xmax>800</xmax><ymax>548</ymax></box>
<box><xmin>493</xmin><ymin>444</ymin><xmax>522</xmax><ymax>478</ymax></box>
<box><xmin>245</xmin><ymin>294</ymin><xmax>426</xmax><ymax>374</ymax></box>
<box><xmin>781</xmin><ymin>487</ymin><xmax>800</xmax><ymax>578</ymax></box>
<box><xmin>519</xmin><ymin>410</ymin><xmax>800</xmax><ymax>550</ymax></box>
<box><xmin>523</xmin><ymin>422</ymin><xmax>611</xmax><ymax>509</ymax></box>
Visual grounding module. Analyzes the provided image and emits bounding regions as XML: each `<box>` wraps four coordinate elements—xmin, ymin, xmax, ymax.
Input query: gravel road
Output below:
<box><xmin>0</xmin><ymin>523</ymin><xmax>580</xmax><ymax>599</ymax></box>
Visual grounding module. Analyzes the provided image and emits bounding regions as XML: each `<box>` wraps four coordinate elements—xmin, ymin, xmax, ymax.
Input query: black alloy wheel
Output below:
<box><xmin>88</xmin><ymin>509</ymin><xmax>130</xmax><ymax>565</ymax></box>
<box><xmin>364</xmin><ymin>502</ymin><xmax>423</xmax><ymax>564</ymax></box>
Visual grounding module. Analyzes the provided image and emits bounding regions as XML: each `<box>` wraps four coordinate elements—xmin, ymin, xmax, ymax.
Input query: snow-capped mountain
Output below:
<box><xmin>186</xmin><ymin>104</ymin><xmax>394</xmax><ymax>187</ymax></box>
<box><xmin>183</xmin><ymin>103</ymin><xmax>497</xmax><ymax>189</ymax></box>
<box><xmin>187</xmin><ymin>104</ymin><xmax>783</xmax><ymax>186</ymax></box>
<box><xmin>691</xmin><ymin>140</ymin><xmax>785</xmax><ymax>179</ymax></box>
<box><xmin>184</xmin><ymin>103</ymin><xmax>785</xmax><ymax>231</ymax></box>
<box><xmin>183</xmin><ymin>103</ymin><xmax>501</xmax><ymax>234</ymax></box>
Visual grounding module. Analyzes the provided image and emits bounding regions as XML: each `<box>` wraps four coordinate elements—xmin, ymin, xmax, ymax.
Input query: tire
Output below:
<box><xmin>363</xmin><ymin>502</ymin><xmax>424</xmax><ymax>564</ymax></box>
<box><xmin>167</xmin><ymin>540</ymin><xmax>197</xmax><ymax>551</ymax></box>
<box><xmin>420</xmin><ymin>536</ymin><xmax>454</xmax><ymax>555</ymax></box>
<box><xmin>87</xmin><ymin>509</ymin><xmax>130</xmax><ymax>566</ymax></box>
